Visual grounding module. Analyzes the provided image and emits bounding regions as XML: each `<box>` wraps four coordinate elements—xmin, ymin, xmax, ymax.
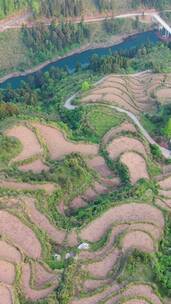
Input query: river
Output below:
<box><xmin>0</xmin><ymin>30</ymin><xmax>160</xmax><ymax>89</ymax></box>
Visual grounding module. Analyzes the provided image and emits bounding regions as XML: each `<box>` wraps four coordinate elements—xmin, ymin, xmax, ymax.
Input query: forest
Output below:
<box><xmin>0</xmin><ymin>0</ymin><xmax>171</xmax><ymax>19</ymax></box>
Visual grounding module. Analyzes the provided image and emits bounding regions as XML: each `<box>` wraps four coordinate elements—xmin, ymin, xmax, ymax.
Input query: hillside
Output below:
<box><xmin>1</xmin><ymin>1</ymin><xmax>171</xmax><ymax>304</ymax></box>
<box><xmin>0</xmin><ymin>0</ymin><xmax>171</xmax><ymax>19</ymax></box>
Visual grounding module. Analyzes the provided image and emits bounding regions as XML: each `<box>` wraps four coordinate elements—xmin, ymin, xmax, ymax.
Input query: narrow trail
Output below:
<box><xmin>64</xmin><ymin>71</ymin><xmax>171</xmax><ymax>159</ymax></box>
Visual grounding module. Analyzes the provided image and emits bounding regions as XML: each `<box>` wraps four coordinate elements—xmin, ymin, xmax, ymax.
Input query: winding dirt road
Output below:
<box><xmin>64</xmin><ymin>71</ymin><xmax>171</xmax><ymax>159</ymax></box>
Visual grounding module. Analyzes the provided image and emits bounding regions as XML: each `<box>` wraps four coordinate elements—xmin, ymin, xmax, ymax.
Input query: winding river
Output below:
<box><xmin>0</xmin><ymin>30</ymin><xmax>160</xmax><ymax>89</ymax></box>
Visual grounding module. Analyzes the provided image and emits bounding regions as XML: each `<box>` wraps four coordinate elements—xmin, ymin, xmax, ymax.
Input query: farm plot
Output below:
<box><xmin>21</xmin><ymin>263</ymin><xmax>58</xmax><ymax>301</ymax></box>
<box><xmin>107</xmin><ymin>136</ymin><xmax>147</xmax><ymax>159</ymax></box>
<box><xmin>81</xmin><ymin>73</ymin><xmax>171</xmax><ymax>116</ymax></box>
<box><xmin>32</xmin><ymin>122</ymin><xmax>99</xmax><ymax>160</ymax></box>
<box><xmin>0</xmin><ymin>285</ymin><xmax>13</xmax><ymax>304</ymax></box>
<box><xmin>156</xmin><ymin>176</ymin><xmax>171</xmax><ymax>210</ymax></box>
<box><xmin>0</xmin><ymin>210</ymin><xmax>41</xmax><ymax>259</ymax></box>
<box><xmin>19</xmin><ymin>159</ymin><xmax>49</xmax><ymax>173</ymax></box>
<box><xmin>120</xmin><ymin>152</ymin><xmax>149</xmax><ymax>184</ymax></box>
<box><xmin>6</xmin><ymin>125</ymin><xmax>42</xmax><ymax>162</ymax></box>
<box><xmin>71</xmin><ymin>283</ymin><xmax>162</xmax><ymax>304</ymax></box>
<box><xmin>80</xmin><ymin>203</ymin><xmax>164</xmax><ymax>242</ymax></box>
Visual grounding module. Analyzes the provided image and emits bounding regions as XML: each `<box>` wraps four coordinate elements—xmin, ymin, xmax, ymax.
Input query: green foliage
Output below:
<box><xmin>57</xmin><ymin>262</ymin><xmax>78</xmax><ymax>304</ymax></box>
<box><xmin>22</xmin><ymin>21</ymin><xmax>90</xmax><ymax>64</ymax></box>
<box><xmin>150</xmin><ymin>144</ymin><xmax>163</xmax><ymax>161</ymax></box>
<box><xmin>119</xmin><ymin>250</ymin><xmax>153</xmax><ymax>283</ymax></box>
<box><xmin>164</xmin><ymin>117</ymin><xmax>171</xmax><ymax>139</ymax></box>
<box><xmin>154</xmin><ymin>216</ymin><xmax>171</xmax><ymax>296</ymax></box>
<box><xmin>0</xmin><ymin>102</ymin><xmax>19</xmax><ymax>119</ymax></box>
<box><xmin>142</xmin><ymin>104</ymin><xmax>171</xmax><ymax>143</ymax></box>
<box><xmin>70</xmin><ymin>106</ymin><xmax>124</xmax><ymax>143</ymax></box>
<box><xmin>81</xmin><ymin>80</ymin><xmax>91</xmax><ymax>91</ymax></box>
<box><xmin>0</xmin><ymin>135</ymin><xmax>21</xmax><ymax>169</ymax></box>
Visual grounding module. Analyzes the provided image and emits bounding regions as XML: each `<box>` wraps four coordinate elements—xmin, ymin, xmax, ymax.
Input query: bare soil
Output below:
<box><xmin>122</xmin><ymin>284</ymin><xmax>162</xmax><ymax>304</ymax></box>
<box><xmin>19</xmin><ymin>159</ymin><xmax>49</xmax><ymax>173</ymax></box>
<box><xmin>87</xmin><ymin>156</ymin><xmax>113</xmax><ymax>177</ymax></box>
<box><xmin>156</xmin><ymin>88</ymin><xmax>171</xmax><ymax>101</ymax></box>
<box><xmin>159</xmin><ymin>176</ymin><xmax>171</xmax><ymax>190</ymax></box>
<box><xmin>0</xmin><ymin>285</ymin><xmax>13</xmax><ymax>304</ymax></box>
<box><xmin>32</xmin><ymin>122</ymin><xmax>98</xmax><ymax>160</ymax></box>
<box><xmin>6</xmin><ymin>125</ymin><xmax>42</xmax><ymax>162</ymax></box>
<box><xmin>32</xmin><ymin>263</ymin><xmax>58</xmax><ymax>288</ymax></box>
<box><xmin>123</xmin><ymin>300</ymin><xmax>148</xmax><ymax>304</ymax></box>
<box><xmin>83</xmin><ymin>279</ymin><xmax>110</xmax><ymax>292</ymax></box>
<box><xmin>80</xmin><ymin>203</ymin><xmax>164</xmax><ymax>242</ymax></box>
<box><xmin>70</xmin><ymin>197</ymin><xmax>87</xmax><ymax>209</ymax></box>
<box><xmin>107</xmin><ymin>136</ymin><xmax>147</xmax><ymax>160</ymax></box>
<box><xmin>103</xmin><ymin>122</ymin><xmax>137</xmax><ymax>145</ymax></box>
<box><xmin>83</xmin><ymin>248</ymin><xmax>120</xmax><ymax>278</ymax></box>
<box><xmin>0</xmin><ymin>240</ymin><xmax>21</xmax><ymax>263</ymax></box>
<box><xmin>71</xmin><ymin>283</ymin><xmax>120</xmax><ymax>304</ymax></box>
<box><xmin>120</xmin><ymin>152</ymin><xmax>149</xmax><ymax>184</ymax></box>
<box><xmin>0</xmin><ymin>210</ymin><xmax>41</xmax><ymax>259</ymax></box>
<box><xmin>122</xmin><ymin>230</ymin><xmax>154</xmax><ymax>253</ymax></box>
<box><xmin>0</xmin><ymin>260</ymin><xmax>15</xmax><ymax>284</ymax></box>
<box><xmin>21</xmin><ymin>263</ymin><xmax>58</xmax><ymax>301</ymax></box>
<box><xmin>67</xmin><ymin>230</ymin><xmax>79</xmax><ymax>247</ymax></box>
<box><xmin>24</xmin><ymin>198</ymin><xmax>66</xmax><ymax>244</ymax></box>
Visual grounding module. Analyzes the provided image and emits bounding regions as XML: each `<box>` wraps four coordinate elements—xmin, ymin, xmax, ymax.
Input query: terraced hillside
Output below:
<box><xmin>1</xmin><ymin>73</ymin><xmax>171</xmax><ymax>304</ymax></box>
<box><xmin>81</xmin><ymin>72</ymin><xmax>171</xmax><ymax>115</ymax></box>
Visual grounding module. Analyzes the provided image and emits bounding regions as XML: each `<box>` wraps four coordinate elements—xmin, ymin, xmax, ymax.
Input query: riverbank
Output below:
<box><xmin>0</xmin><ymin>28</ymin><xmax>153</xmax><ymax>86</ymax></box>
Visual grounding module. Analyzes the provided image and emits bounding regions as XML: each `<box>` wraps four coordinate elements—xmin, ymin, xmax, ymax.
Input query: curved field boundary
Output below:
<box><xmin>82</xmin><ymin>247</ymin><xmax>120</xmax><ymax>278</ymax></box>
<box><xmin>107</xmin><ymin>136</ymin><xmax>147</xmax><ymax>160</ymax></box>
<box><xmin>6</xmin><ymin>125</ymin><xmax>42</xmax><ymax>163</ymax></box>
<box><xmin>158</xmin><ymin>176</ymin><xmax>171</xmax><ymax>190</ymax></box>
<box><xmin>104</xmin><ymin>283</ymin><xmax>162</xmax><ymax>304</ymax></box>
<box><xmin>19</xmin><ymin>159</ymin><xmax>49</xmax><ymax>173</ymax></box>
<box><xmin>80</xmin><ymin>203</ymin><xmax>164</xmax><ymax>242</ymax></box>
<box><xmin>121</xmin><ymin>230</ymin><xmax>154</xmax><ymax>253</ymax></box>
<box><xmin>0</xmin><ymin>210</ymin><xmax>41</xmax><ymax>259</ymax></box>
<box><xmin>21</xmin><ymin>263</ymin><xmax>58</xmax><ymax>301</ymax></box>
<box><xmin>64</xmin><ymin>75</ymin><xmax>171</xmax><ymax>159</ymax></box>
<box><xmin>0</xmin><ymin>285</ymin><xmax>13</xmax><ymax>304</ymax></box>
<box><xmin>79</xmin><ymin>222</ymin><xmax>161</xmax><ymax>263</ymax></box>
<box><xmin>83</xmin><ymin>279</ymin><xmax>110</xmax><ymax>292</ymax></box>
<box><xmin>0</xmin><ymin>240</ymin><xmax>21</xmax><ymax>263</ymax></box>
<box><xmin>71</xmin><ymin>283</ymin><xmax>120</xmax><ymax>304</ymax></box>
<box><xmin>31</xmin><ymin>262</ymin><xmax>59</xmax><ymax>289</ymax></box>
<box><xmin>23</xmin><ymin>198</ymin><xmax>66</xmax><ymax>244</ymax></box>
<box><xmin>0</xmin><ymin>260</ymin><xmax>15</xmax><ymax>285</ymax></box>
<box><xmin>32</xmin><ymin>122</ymin><xmax>99</xmax><ymax>160</ymax></box>
<box><xmin>120</xmin><ymin>152</ymin><xmax>149</xmax><ymax>184</ymax></box>
<box><xmin>102</xmin><ymin>122</ymin><xmax>137</xmax><ymax>146</ymax></box>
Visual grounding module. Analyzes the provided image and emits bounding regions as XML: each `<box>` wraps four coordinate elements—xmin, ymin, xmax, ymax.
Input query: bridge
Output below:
<box><xmin>115</xmin><ymin>11</ymin><xmax>171</xmax><ymax>39</ymax></box>
<box><xmin>151</xmin><ymin>13</ymin><xmax>171</xmax><ymax>38</ymax></box>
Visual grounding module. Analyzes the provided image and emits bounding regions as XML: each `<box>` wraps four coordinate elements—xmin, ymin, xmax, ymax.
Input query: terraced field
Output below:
<box><xmin>1</xmin><ymin>73</ymin><xmax>171</xmax><ymax>304</ymax></box>
<box><xmin>81</xmin><ymin>72</ymin><xmax>171</xmax><ymax>115</ymax></box>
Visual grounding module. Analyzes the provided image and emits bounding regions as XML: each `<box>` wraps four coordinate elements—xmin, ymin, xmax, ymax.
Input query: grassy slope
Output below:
<box><xmin>0</xmin><ymin>29</ymin><xmax>30</xmax><ymax>77</ymax></box>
